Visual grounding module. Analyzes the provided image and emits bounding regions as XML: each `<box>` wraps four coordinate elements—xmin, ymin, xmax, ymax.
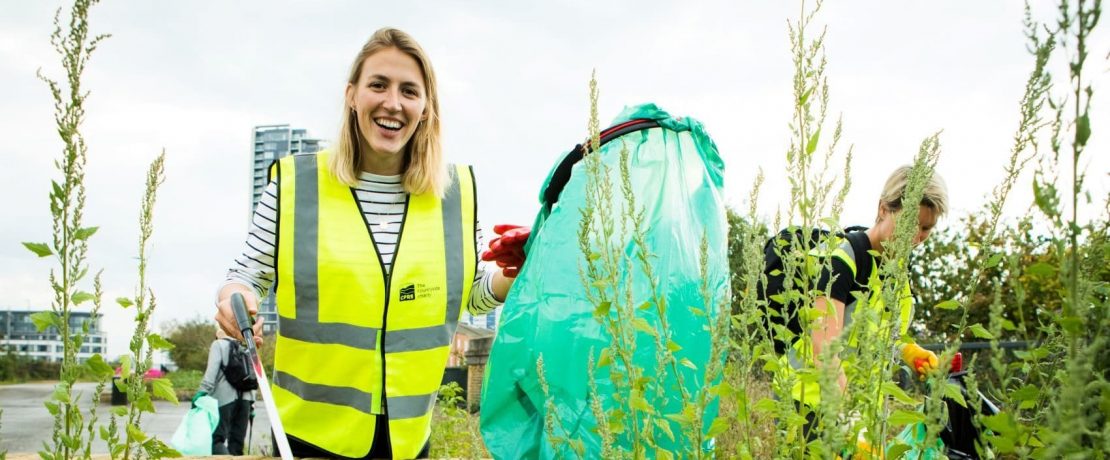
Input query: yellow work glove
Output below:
<box><xmin>901</xmin><ymin>343</ymin><xmax>938</xmax><ymax>376</ymax></box>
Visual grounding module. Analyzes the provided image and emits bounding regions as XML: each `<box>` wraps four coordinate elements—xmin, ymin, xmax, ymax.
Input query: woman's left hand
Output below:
<box><xmin>482</xmin><ymin>224</ymin><xmax>530</xmax><ymax>277</ymax></box>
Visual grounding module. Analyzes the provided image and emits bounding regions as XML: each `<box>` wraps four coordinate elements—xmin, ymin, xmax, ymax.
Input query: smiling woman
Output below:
<box><xmin>212</xmin><ymin>27</ymin><xmax>528</xmax><ymax>459</ymax></box>
<box><xmin>334</xmin><ymin>28</ymin><xmax>444</xmax><ymax>197</ymax></box>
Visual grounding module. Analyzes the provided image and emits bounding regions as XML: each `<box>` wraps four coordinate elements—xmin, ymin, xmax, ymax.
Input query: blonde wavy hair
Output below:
<box><xmin>878</xmin><ymin>165</ymin><xmax>949</xmax><ymax>217</ymax></box>
<box><xmin>331</xmin><ymin>27</ymin><xmax>447</xmax><ymax>197</ymax></box>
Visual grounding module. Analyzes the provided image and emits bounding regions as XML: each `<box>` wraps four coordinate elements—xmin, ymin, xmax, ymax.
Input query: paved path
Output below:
<box><xmin>0</xmin><ymin>381</ymin><xmax>273</xmax><ymax>456</ymax></box>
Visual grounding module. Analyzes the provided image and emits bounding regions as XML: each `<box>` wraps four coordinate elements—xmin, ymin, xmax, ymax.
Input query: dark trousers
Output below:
<box><xmin>275</xmin><ymin>414</ymin><xmax>430</xmax><ymax>459</ymax></box>
<box><xmin>213</xmin><ymin>398</ymin><xmax>253</xmax><ymax>455</ymax></box>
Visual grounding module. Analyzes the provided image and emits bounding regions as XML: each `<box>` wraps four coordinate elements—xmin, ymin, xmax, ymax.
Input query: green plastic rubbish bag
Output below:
<box><xmin>171</xmin><ymin>394</ymin><xmax>219</xmax><ymax>455</ymax></box>
<box><xmin>893</xmin><ymin>422</ymin><xmax>946</xmax><ymax>459</ymax></box>
<box><xmin>480</xmin><ymin>103</ymin><xmax>728</xmax><ymax>459</ymax></box>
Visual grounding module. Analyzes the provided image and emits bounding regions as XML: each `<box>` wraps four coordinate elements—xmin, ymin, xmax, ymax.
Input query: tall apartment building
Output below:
<box><xmin>0</xmin><ymin>309</ymin><xmax>106</xmax><ymax>362</ymax></box>
<box><xmin>251</xmin><ymin>125</ymin><xmax>324</xmax><ymax>334</ymax></box>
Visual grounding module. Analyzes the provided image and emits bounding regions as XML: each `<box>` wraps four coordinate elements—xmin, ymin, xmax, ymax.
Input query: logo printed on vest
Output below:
<box><xmin>399</xmin><ymin>284</ymin><xmax>416</xmax><ymax>301</ymax></box>
<box><xmin>398</xmin><ymin>282</ymin><xmax>443</xmax><ymax>302</ymax></box>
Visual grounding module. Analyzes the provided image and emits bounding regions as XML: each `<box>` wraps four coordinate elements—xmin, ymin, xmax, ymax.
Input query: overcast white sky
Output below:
<box><xmin>1</xmin><ymin>1</ymin><xmax>1107</xmax><ymax>360</ymax></box>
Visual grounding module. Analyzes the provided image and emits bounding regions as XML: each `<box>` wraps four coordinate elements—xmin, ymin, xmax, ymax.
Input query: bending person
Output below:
<box><xmin>789</xmin><ymin>165</ymin><xmax>948</xmax><ymax>434</ymax></box>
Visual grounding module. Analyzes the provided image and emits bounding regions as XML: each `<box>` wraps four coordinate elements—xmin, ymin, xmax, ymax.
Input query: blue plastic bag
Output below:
<box><xmin>171</xmin><ymin>395</ymin><xmax>219</xmax><ymax>456</ymax></box>
<box><xmin>480</xmin><ymin>103</ymin><xmax>728</xmax><ymax>458</ymax></box>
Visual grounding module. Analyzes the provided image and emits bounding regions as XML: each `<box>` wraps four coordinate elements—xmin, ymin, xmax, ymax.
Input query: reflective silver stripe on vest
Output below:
<box><xmin>384</xmin><ymin>324</ymin><xmax>451</xmax><ymax>352</ymax></box>
<box><xmin>442</xmin><ymin>166</ymin><xmax>464</xmax><ymax>326</ymax></box>
<box><xmin>282</xmin><ymin>320</ymin><xmax>379</xmax><ymax>350</ymax></box>
<box><xmin>279</xmin><ymin>154</ymin><xmax>379</xmax><ymax>351</ymax></box>
<box><xmin>273</xmin><ymin>370</ymin><xmax>376</xmax><ymax>415</ymax></box>
<box><xmin>383</xmin><ymin>168</ymin><xmax>465</xmax><ymax>353</ymax></box>
<box><xmin>387</xmin><ymin>393</ymin><xmax>436</xmax><ymax>420</ymax></box>
<box><xmin>293</xmin><ymin>154</ymin><xmax>320</xmax><ymax>322</ymax></box>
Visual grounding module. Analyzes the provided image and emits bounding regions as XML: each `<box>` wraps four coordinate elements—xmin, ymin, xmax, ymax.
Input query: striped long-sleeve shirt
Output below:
<box><xmin>222</xmin><ymin>171</ymin><xmax>503</xmax><ymax>316</ymax></box>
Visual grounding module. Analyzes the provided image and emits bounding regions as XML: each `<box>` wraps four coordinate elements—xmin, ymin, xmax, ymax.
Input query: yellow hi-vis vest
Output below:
<box><xmin>270</xmin><ymin>151</ymin><xmax>477</xmax><ymax>458</ymax></box>
<box><xmin>783</xmin><ymin>237</ymin><xmax>914</xmax><ymax>406</ymax></box>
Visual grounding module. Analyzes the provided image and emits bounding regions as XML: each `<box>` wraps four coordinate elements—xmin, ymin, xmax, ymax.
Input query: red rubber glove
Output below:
<box><xmin>481</xmin><ymin>224</ymin><xmax>531</xmax><ymax>278</ymax></box>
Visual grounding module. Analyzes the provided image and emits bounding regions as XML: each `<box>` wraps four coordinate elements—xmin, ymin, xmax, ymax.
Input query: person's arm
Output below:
<box><xmin>811</xmin><ymin>257</ymin><xmax>855</xmax><ymax>391</ymax></box>
<box><xmin>214</xmin><ymin>180</ymin><xmax>279</xmax><ymax>343</ymax></box>
<box><xmin>465</xmin><ymin>222</ymin><xmax>511</xmax><ymax>315</ymax></box>
<box><xmin>490</xmin><ymin>270</ymin><xmax>515</xmax><ymax>301</ymax></box>
<box><xmin>198</xmin><ymin>341</ymin><xmax>223</xmax><ymax>395</ymax></box>
<box><xmin>811</xmin><ymin>295</ymin><xmax>847</xmax><ymax>391</ymax></box>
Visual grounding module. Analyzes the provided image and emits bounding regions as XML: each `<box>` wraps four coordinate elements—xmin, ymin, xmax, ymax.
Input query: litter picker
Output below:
<box><xmin>231</xmin><ymin>292</ymin><xmax>293</xmax><ymax>460</ymax></box>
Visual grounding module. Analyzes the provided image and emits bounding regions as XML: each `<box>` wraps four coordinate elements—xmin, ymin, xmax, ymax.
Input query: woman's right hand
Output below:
<box><xmin>216</xmin><ymin>283</ymin><xmax>264</xmax><ymax>347</ymax></box>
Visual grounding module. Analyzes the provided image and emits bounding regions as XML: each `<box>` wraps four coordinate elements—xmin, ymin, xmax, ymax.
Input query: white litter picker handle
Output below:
<box><xmin>231</xmin><ymin>292</ymin><xmax>293</xmax><ymax>460</ymax></box>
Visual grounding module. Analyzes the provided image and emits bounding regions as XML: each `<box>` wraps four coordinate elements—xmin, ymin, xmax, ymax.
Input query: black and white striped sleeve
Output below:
<box><xmin>467</xmin><ymin>224</ymin><xmax>504</xmax><ymax>315</ymax></box>
<box><xmin>221</xmin><ymin>180</ymin><xmax>279</xmax><ymax>302</ymax></box>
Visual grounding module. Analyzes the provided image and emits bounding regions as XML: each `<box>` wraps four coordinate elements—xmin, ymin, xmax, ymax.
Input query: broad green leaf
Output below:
<box><xmin>979</xmin><ymin>413</ymin><xmax>1017</xmax><ymax>437</ymax></box>
<box><xmin>630</xmin><ymin>395</ymin><xmax>653</xmax><ymax>413</ymax></box>
<box><xmin>86</xmin><ymin>353</ymin><xmax>114</xmax><ymax>378</ymax></box>
<box><xmin>1010</xmin><ymin>385</ymin><xmax>1040</xmax><ymax>403</ymax></box>
<box><xmin>653</xmin><ymin>418</ymin><xmax>675</xmax><ymax>441</ymax></box>
<box><xmin>934</xmin><ymin>299</ymin><xmax>960</xmax><ymax>310</ymax></box>
<box><xmin>31</xmin><ymin>311</ymin><xmax>59</xmax><ymax>332</ymax></box>
<box><xmin>706</xmin><ymin>417</ymin><xmax>731</xmax><ymax>438</ymax></box>
<box><xmin>1059</xmin><ymin>315</ymin><xmax>1083</xmax><ymax>334</ymax></box>
<box><xmin>71</xmin><ymin>291</ymin><xmax>95</xmax><ymax>305</ymax></box>
<box><xmin>151</xmin><ymin>378</ymin><xmax>178</xmax><ymax>404</ymax></box>
<box><xmin>798</xmin><ymin>87</ymin><xmax>814</xmax><ymax>106</ymax></box>
<box><xmin>51</xmin><ymin>383</ymin><xmax>70</xmax><ymax>404</ymax></box>
<box><xmin>713</xmin><ymin>380</ymin><xmax>735</xmax><ymax>398</ymax></box>
<box><xmin>941</xmin><ymin>381</ymin><xmax>967</xmax><ymax>408</ymax></box>
<box><xmin>806</xmin><ymin>129</ymin><xmax>821</xmax><ymax>155</ymax></box>
<box><xmin>111</xmin><ymin>406</ymin><xmax>128</xmax><ymax>417</ymax></box>
<box><xmin>665</xmin><ymin>412</ymin><xmax>693</xmax><ymax>425</ymax></box>
<box><xmin>985</xmin><ymin>434</ymin><xmax>1016</xmax><ymax>454</ymax></box>
<box><xmin>888</xmin><ymin>410</ymin><xmax>926</xmax><ymax>426</ymax></box>
<box><xmin>74</xmin><ymin>226</ymin><xmax>99</xmax><ymax>241</ymax></box>
<box><xmin>116</xmin><ymin>297</ymin><xmax>134</xmax><ymax>308</ymax></box>
<box><xmin>969</xmin><ymin>323</ymin><xmax>994</xmax><ymax>339</ymax></box>
<box><xmin>886</xmin><ymin>442</ymin><xmax>912</xmax><ymax>460</ymax></box>
<box><xmin>631</xmin><ymin>318</ymin><xmax>654</xmax><ymax>335</ymax></box>
<box><xmin>44</xmin><ymin>401</ymin><xmax>60</xmax><ymax>417</ymax></box>
<box><xmin>147</xmin><ymin>333</ymin><xmax>175</xmax><ymax>350</ymax></box>
<box><xmin>882</xmin><ymin>382</ymin><xmax>918</xmax><ymax>405</ymax></box>
<box><xmin>99</xmin><ymin>426</ymin><xmax>110</xmax><ymax>441</ymax></box>
<box><xmin>1076</xmin><ymin>114</ymin><xmax>1090</xmax><ymax>146</ymax></box>
<box><xmin>114</xmin><ymin>376</ymin><xmax>129</xmax><ymax>393</ymax></box>
<box><xmin>1026</xmin><ymin>262</ymin><xmax>1057</xmax><ymax>278</ymax></box>
<box><xmin>985</xmin><ymin>253</ymin><xmax>1003</xmax><ymax>268</ymax></box>
<box><xmin>637</xmin><ymin>301</ymin><xmax>651</xmax><ymax>311</ymax></box>
<box><xmin>22</xmin><ymin>242</ymin><xmax>53</xmax><ymax>257</ymax></box>
<box><xmin>120</xmin><ymin>355</ymin><xmax>133</xmax><ymax>377</ymax></box>
<box><xmin>134</xmin><ymin>394</ymin><xmax>155</xmax><ymax>413</ymax></box>
<box><xmin>127</xmin><ymin>424</ymin><xmax>148</xmax><ymax>443</ymax></box>
<box><xmin>142</xmin><ymin>438</ymin><xmax>183</xmax><ymax>458</ymax></box>
<box><xmin>666</xmin><ymin>340</ymin><xmax>682</xmax><ymax>353</ymax></box>
<box><xmin>597</xmin><ymin>348</ymin><xmax>612</xmax><ymax>368</ymax></box>
<box><xmin>752</xmin><ymin>398</ymin><xmax>778</xmax><ymax>414</ymax></box>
